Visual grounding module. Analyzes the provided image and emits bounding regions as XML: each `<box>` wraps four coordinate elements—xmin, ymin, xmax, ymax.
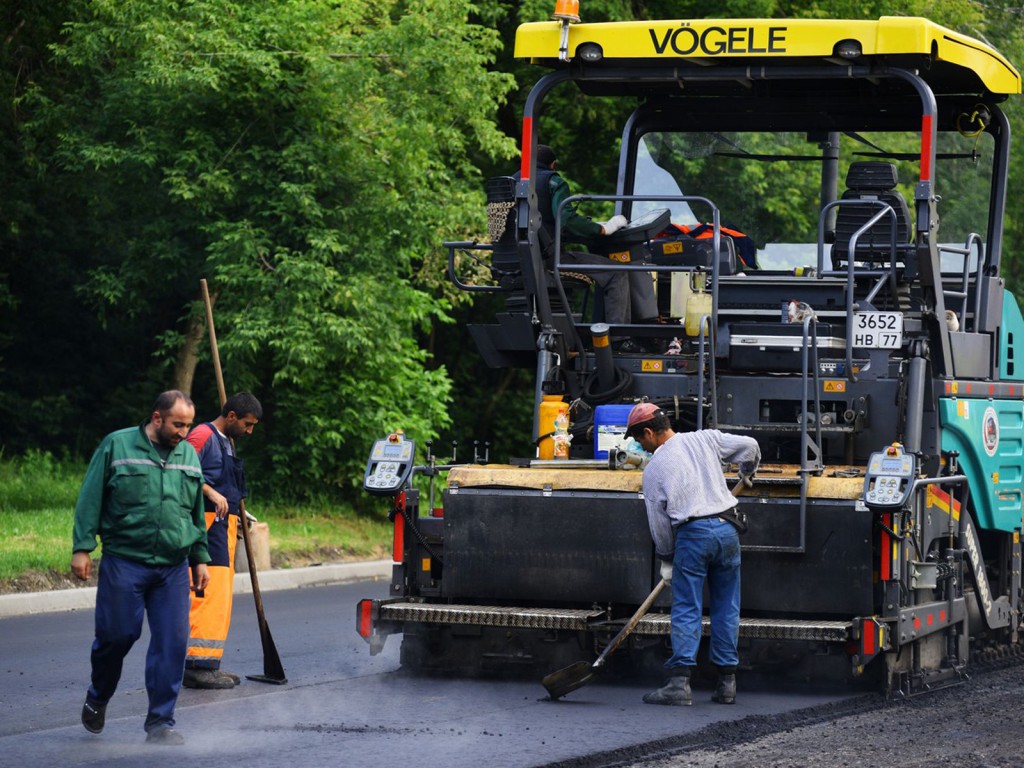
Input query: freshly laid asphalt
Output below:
<box><xmin>0</xmin><ymin>559</ymin><xmax>393</xmax><ymax>619</ymax></box>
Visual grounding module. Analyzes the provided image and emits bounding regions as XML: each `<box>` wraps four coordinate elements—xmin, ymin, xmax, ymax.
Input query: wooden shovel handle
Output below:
<box><xmin>594</xmin><ymin>578</ymin><xmax>668</xmax><ymax>669</ymax></box>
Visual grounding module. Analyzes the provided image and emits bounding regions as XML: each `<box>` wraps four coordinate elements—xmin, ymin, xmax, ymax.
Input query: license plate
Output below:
<box><xmin>852</xmin><ymin>312</ymin><xmax>903</xmax><ymax>349</ymax></box>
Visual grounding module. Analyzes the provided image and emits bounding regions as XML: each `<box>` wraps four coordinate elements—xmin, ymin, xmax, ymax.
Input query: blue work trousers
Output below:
<box><xmin>666</xmin><ymin>516</ymin><xmax>741</xmax><ymax>672</ymax></box>
<box><xmin>87</xmin><ymin>553</ymin><xmax>191</xmax><ymax>732</ymax></box>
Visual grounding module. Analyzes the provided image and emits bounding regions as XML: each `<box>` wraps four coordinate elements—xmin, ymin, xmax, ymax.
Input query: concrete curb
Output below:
<box><xmin>0</xmin><ymin>559</ymin><xmax>393</xmax><ymax>620</ymax></box>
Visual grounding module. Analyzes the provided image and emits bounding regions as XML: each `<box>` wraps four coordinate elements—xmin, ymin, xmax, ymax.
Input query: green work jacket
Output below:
<box><xmin>72</xmin><ymin>422</ymin><xmax>210</xmax><ymax>567</ymax></box>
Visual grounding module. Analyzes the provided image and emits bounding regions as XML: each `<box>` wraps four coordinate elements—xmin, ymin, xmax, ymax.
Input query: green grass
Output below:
<box><xmin>257</xmin><ymin>500</ymin><xmax>392</xmax><ymax>567</ymax></box>
<box><xmin>0</xmin><ymin>509</ymin><xmax>74</xmax><ymax>581</ymax></box>
<box><xmin>0</xmin><ymin>450</ymin><xmax>84</xmax><ymax>581</ymax></box>
<box><xmin>0</xmin><ymin>451</ymin><xmax>392</xmax><ymax>586</ymax></box>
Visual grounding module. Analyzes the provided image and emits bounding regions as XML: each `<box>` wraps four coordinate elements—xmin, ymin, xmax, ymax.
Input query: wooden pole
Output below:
<box><xmin>200</xmin><ymin>279</ymin><xmax>227</xmax><ymax>406</ymax></box>
<box><xmin>199</xmin><ymin>278</ymin><xmax>286</xmax><ymax>684</ymax></box>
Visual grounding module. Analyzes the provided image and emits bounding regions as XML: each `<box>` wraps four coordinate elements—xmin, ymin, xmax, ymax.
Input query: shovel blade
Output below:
<box><xmin>246</xmin><ymin>674</ymin><xmax>288</xmax><ymax>685</ymax></box>
<box><xmin>542</xmin><ymin>660</ymin><xmax>595</xmax><ymax>700</ymax></box>
<box><xmin>250</xmin><ymin>621</ymin><xmax>287</xmax><ymax>684</ymax></box>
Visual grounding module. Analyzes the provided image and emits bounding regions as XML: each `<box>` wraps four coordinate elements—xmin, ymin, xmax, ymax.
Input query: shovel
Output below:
<box><xmin>542</xmin><ymin>578</ymin><xmax>668</xmax><ymax>700</ymax></box>
<box><xmin>237</xmin><ymin>499</ymin><xmax>287</xmax><ymax>684</ymax></box>
<box><xmin>201</xmin><ymin>278</ymin><xmax>287</xmax><ymax>685</ymax></box>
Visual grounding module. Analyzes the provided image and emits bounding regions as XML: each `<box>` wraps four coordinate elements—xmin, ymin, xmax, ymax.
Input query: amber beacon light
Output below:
<box><xmin>553</xmin><ymin>0</ymin><xmax>581</xmax><ymax>62</ymax></box>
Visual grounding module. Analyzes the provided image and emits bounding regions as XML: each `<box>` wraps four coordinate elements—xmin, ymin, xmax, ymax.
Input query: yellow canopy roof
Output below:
<box><xmin>515</xmin><ymin>16</ymin><xmax>1021</xmax><ymax>95</ymax></box>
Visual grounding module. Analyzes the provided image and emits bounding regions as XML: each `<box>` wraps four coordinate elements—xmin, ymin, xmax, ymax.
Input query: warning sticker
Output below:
<box><xmin>641</xmin><ymin>360</ymin><xmax>663</xmax><ymax>373</ymax></box>
<box><xmin>823</xmin><ymin>380</ymin><xmax>846</xmax><ymax>393</ymax></box>
<box><xmin>608</xmin><ymin>251</ymin><xmax>631</xmax><ymax>263</ymax></box>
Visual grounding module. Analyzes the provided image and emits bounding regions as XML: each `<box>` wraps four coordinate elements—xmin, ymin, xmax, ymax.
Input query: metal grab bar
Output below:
<box><xmin>937</xmin><ymin>233</ymin><xmax>985</xmax><ymax>332</ymax></box>
<box><xmin>696</xmin><ymin>313</ymin><xmax>718</xmax><ymax>429</ymax></box>
<box><xmin>816</xmin><ymin>198</ymin><xmax>901</xmax><ymax>383</ymax></box>
<box><xmin>551</xmin><ymin>193</ymin><xmax>722</xmax><ymax>358</ymax></box>
<box><xmin>799</xmin><ymin>314</ymin><xmax>824</xmax><ymax>478</ymax></box>
<box><xmin>445</xmin><ymin>241</ymin><xmax>517</xmax><ymax>294</ymax></box>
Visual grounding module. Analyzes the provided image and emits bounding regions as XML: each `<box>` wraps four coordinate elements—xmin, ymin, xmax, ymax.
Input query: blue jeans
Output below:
<box><xmin>666</xmin><ymin>516</ymin><xmax>741</xmax><ymax>672</ymax></box>
<box><xmin>87</xmin><ymin>553</ymin><xmax>191</xmax><ymax>732</ymax></box>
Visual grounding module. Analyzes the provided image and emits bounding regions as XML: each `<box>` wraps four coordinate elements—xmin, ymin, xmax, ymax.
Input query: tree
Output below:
<box><xmin>2</xmin><ymin>0</ymin><xmax>1021</xmax><ymax>490</ymax></box>
<box><xmin>5</xmin><ymin>0</ymin><xmax>517</xmax><ymax>498</ymax></box>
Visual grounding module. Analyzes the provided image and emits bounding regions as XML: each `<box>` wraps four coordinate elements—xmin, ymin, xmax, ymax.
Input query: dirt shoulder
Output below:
<box><xmin>0</xmin><ymin>568</ymin><xmax>98</xmax><ymax>594</ymax></box>
<box><xmin>0</xmin><ymin>549</ymin><xmax>353</xmax><ymax>595</ymax></box>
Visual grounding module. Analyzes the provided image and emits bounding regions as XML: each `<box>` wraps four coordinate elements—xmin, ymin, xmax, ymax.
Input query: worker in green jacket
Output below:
<box><xmin>527</xmin><ymin>144</ymin><xmax>660</xmax><ymax>351</ymax></box>
<box><xmin>71</xmin><ymin>390</ymin><xmax>211</xmax><ymax>746</ymax></box>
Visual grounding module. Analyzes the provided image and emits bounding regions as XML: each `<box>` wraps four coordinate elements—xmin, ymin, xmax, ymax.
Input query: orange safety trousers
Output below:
<box><xmin>186</xmin><ymin>512</ymin><xmax>238</xmax><ymax>669</ymax></box>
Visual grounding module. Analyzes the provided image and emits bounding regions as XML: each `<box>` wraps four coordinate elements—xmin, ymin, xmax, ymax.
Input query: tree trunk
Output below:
<box><xmin>172</xmin><ymin>306</ymin><xmax>206</xmax><ymax>396</ymax></box>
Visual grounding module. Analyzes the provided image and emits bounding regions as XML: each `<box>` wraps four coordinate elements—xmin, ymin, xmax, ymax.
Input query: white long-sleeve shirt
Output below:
<box><xmin>641</xmin><ymin>430</ymin><xmax>761</xmax><ymax>559</ymax></box>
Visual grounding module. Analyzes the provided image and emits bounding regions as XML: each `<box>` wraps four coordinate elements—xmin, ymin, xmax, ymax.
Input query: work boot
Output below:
<box><xmin>182</xmin><ymin>667</ymin><xmax>238</xmax><ymax>689</ymax></box>
<box><xmin>220</xmin><ymin>669</ymin><xmax>242</xmax><ymax>685</ymax></box>
<box><xmin>81</xmin><ymin>698</ymin><xmax>106</xmax><ymax>734</ymax></box>
<box><xmin>712</xmin><ymin>673</ymin><xmax>737</xmax><ymax>704</ymax></box>
<box><xmin>642</xmin><ymin>675</ymin><xmax>692</xmax><ymax>706</ymax></box>
<box><xmin>146</xmin><ymin>728</ymin><xmax>185</xmax><ymax>745</ymax></box>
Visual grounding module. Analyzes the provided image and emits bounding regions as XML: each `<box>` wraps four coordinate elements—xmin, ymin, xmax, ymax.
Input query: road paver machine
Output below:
<box><xmin>359</xmin><ymin>10</ymin><xmax>1024</xmax><ymax>695</ymax></box>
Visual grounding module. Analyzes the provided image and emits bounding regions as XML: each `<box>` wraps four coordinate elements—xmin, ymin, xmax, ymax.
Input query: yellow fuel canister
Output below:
<box><xmin>537</xmin><ymin>395</ymin><xmax>569</xmax><ymax>460</ymax></box>
<box><xmin>685</xmin><ymin>289</ymin><xmax>712</xmax><ymax>337</ymax></box>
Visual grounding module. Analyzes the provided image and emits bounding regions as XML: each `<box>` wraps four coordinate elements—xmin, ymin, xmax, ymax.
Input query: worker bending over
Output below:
<box><xmin>626</xmin><ymin>402</ymin><xmax>760</xmax><ymax>706</ymax></box>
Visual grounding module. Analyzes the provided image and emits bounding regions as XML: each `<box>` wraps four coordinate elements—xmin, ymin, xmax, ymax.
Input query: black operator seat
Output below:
<box><xmin>484</xmin><ymin>175</ymin><xmax>593</xmax><ymax>312</ymax></box>
<box><xmin>831</xmin><ymin>161</ymin><xmax>912</xmax><ymax>271</ymax></box>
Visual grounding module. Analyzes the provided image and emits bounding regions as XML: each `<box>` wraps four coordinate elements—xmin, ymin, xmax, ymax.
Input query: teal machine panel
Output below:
<box><xmin>1000</xmin><ymin>287</ymin><xmax>1024</xmax><ymax>381</ymax></box>
<box><xmin>939</xmin><ymin>397</ymin><xmax>1023</xmax><ymax>532</ymax></box>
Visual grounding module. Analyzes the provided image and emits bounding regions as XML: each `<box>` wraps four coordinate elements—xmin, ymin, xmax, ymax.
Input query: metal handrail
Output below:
<box><xmin>790</xmin><ymin>314</ymin><xmax>826</xmax><ymax>554</ymax></box>
<box><xmin>799</xmin><ymin>313</ymin><xmax>824</xmax><ymax>479</ymax></box>
<box><xmin>816</xmin><ymin>199</ymin><xmax>902</xmax><ymax>383</ymax></box>
<box><xmin>551</xmin><ymin>193</ymin><xmax>722</xmax><ymax>358</ymax></box>
<box><xmin>445</xmin><ymin>241</ymin><xmax>516</xmax><ymax>294</ymax></box>
<box><xmin>937</xmin><ymin>233</ymin><xmax>985</xmax><ymax>332</ymax></box>
<box><xmin>695</xmin><ymin>313</ymin><xmax>718</xmax><ymax>428</ymax></box>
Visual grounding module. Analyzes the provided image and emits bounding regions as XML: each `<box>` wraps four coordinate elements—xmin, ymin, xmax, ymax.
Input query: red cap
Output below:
<box><xmin>626</xmin><ymin>403</ymin><xmax>664</xmax><ymax>437</ymax></box>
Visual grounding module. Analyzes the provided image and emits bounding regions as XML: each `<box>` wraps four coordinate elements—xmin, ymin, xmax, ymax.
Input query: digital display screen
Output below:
<box><xmin>880</xmin><ymin>457</ymin><xmax>904</xmax><ymax>473</ymax></box>
<box><xmin>382</xmin><ymin>444</ymin><xmax>405</xmax><ymax>458</ymax></box>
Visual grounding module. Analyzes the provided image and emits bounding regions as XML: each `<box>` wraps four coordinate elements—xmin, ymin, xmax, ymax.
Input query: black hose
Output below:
<box><xmin>391</xmin><ymin>502</ymin><xmax>444</xmax><ymax>566</ymax></box>
<box><xmin>582</xmin><ymin>365</ymin><xmax>633</xmax><ymax>404</ymax></box>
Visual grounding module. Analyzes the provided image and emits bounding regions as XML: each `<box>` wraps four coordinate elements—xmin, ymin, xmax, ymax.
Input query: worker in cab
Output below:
<box><xmin>520</xmin><ymin>144</ymin><xmax>660</xmax><ymax>352</ymax></box>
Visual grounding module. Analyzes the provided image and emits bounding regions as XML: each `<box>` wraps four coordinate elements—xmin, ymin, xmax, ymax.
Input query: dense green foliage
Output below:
<box><xmin>2</xmin><ymin>1</ymin><xmax>1023</xmax><ymax>502</ymax></box>
<box><xmin>2</xmin><ymin>1</ymin><xmax>516</xmax><ymax>500</ymax></box>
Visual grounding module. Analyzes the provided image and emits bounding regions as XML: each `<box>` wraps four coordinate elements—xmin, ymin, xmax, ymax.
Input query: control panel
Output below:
<box><xmin>863</xmin><ymin>443</ymin><xmax>917</xmax><ymax>509</ymax></box>
<box><xmin>364</xmin><ymin>433</ymin><xmax>416</xmax><ymax>495</ymax></box>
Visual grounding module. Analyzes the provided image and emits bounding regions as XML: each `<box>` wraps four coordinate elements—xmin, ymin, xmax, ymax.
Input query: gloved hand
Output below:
<box><xmin>660</xmin><ymin>560</ymin><xmax>674</xmax><ymax>582</ymax></box>
<box><xmin>738</xmin><ymin>462</ymin><xmax>757</xmax><ymax>487</ymax></box>
<box><xmin>601</xmin><ymin>214</ymin><xmax>629</xmax><ymax>235</ymax></box>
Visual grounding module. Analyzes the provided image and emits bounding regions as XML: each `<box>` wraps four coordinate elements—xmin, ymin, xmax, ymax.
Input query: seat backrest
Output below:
<box><xmin>832</xmin><ymin>162</ymin><xmax>912</xmax><ymax>264</ymax></box>
<box><xmin>485</xmin><ymin>176</ymin><xmax>519</xmax><ymax>274</ymax></box>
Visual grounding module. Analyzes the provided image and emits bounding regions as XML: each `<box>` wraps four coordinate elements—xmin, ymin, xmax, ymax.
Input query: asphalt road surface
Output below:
<box><xmin>1</xmin><ymin>578</ymin><xmax>854</xmax><ymax>767</ymax></box>
<box><xmin>619</xmin><ymin>659</ymin><xmax>1024</xmax><ymax>768</ymax></box>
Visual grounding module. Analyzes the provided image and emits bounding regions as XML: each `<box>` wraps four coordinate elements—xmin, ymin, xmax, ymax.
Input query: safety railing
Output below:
<box><xmin>445</xmin><ymin>241</ymin><xmax>515</xmax><ymax>294</ymax></box>
<box><xmin>816</xmin><ymin>199</ymin><xmax>903</xmax><ymax>383</ymax></box>
<box><xmin>937</xmin><ymin>233</ymin><xmax>985</xmax><ymax>332</ymax></box>
<box><xmin>695</xmin><ymin>313</ymin><xmax>717</xmax><ymax>428</ymax></box>
<box><xmin>552</xmin><ymin>193</ymin><xmax>723</xmax><ymax>419</ymax></box>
